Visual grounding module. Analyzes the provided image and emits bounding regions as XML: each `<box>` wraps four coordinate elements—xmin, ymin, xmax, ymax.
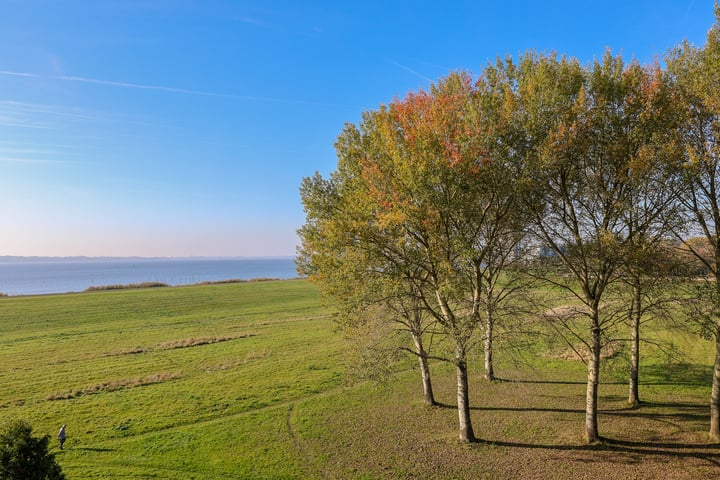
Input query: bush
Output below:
<box><xmin>0</xmin><ymin>420</ymin><xmax>65</xmax><ymax>480</ymax></box>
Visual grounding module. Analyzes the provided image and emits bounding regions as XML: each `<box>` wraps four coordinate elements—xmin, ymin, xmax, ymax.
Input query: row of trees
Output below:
<box><xmin>298</xmin><ymin>8</ymin><xmax>720</xmax><ymax>444</ymax></box>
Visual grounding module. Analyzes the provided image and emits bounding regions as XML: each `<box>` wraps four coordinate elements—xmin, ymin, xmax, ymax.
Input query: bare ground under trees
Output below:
<box><xmin>291</xmin><ymin>364</ymin><xmax>719</xmax><ymax>480</ymax></box>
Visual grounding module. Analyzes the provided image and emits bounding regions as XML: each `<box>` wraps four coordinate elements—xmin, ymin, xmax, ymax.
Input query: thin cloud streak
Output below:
<box><xmin>0</xmin><ymin>70</ymin><xmax>355</xmax><ymax>108</ymax></box>
<box><xmin>0</xmin><ymin>156</ymin><xmax>80</xmax><ymax>165</ymax></box>
<box><xmin>389</xmin><ymin>60</ymin><xmax>433</xmax><ymax>83</ymax></box>
<box><xmin>0</xmin><ymin>100</ymin><xmax>205</xmax><ymax>134</ymax></box>
<box><xmin>0</xmin><ymin>121</ymin><xmax>53</xmax><ymax>129</ymax></box>
<box><xmin>0</xmin><ymin>147</ymin><xmax>60</xmax><ymax>155</ymax></box>
<box><xmin>685</xmin><ymin>0</ymin><xmax>696</xmax><ymax>17</ymax></box>
<box><xmin>0</xmin><ymin>141</ymin><xmax>103</xmax><ymax>151</ymax></box>
<box><xmin>0</xmin><ymin>100</ymin><xmax>109</xmax><ymax>123</ymax></box>
<box><xmin>0</xmin><ymin>70</ymin><xmax>38</xmax><ymax>79</ymax></box>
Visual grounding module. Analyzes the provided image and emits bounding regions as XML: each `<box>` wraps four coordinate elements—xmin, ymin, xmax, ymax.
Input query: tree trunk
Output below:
<box><xmin>628</xmin><ymin>283</ymin><xmax>641</xmax><ymax>406</ymax></box>
<box><xmin>585</xmin><ymin>320</ymin><xmax>601</xmax><ymax>444</ymax></box>
<box><xmin>710</xmin><ymin>273</ymin><xmax>720</xmax><ymax>441</ymax></box>
<box><xmin>483</xmin><ymin>305</ymin><xmax>495</xmax><ymax>381</ymax></box>
<box><xmin>711</xmin><ymin>329</ymin><xmax>720</xmax><ymax>441</ymax></box>
<box><xmin>456</xmin><ymin>351</ymin><xmax>476</xmax><ymax>443</ymax></box>
<box><xmin>412</xmin><ymin>333</ymin><xmax>436</xmax><ymax>406</ymax></box>
<box><xmin>436</xmin><ymin>292</ymin><xmax>476</xmax><ymax>442</ymax></box>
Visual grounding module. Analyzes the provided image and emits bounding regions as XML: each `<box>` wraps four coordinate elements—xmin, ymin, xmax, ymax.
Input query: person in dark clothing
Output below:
<box><xmin>58</xmin><ymin>424</ymin><xmax>66</xmax><ymax>450</ymax></box>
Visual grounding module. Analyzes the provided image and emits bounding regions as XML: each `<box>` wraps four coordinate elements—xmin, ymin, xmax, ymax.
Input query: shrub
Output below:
<box><xmin>84</xmin><ymin>282</ymin><xmax>168</xmax><ymax>291</ymax></box>
<box><xmin>0</xmin><ymin>420</ymin><xmax>65</xmax><ymax>480</ymax></box>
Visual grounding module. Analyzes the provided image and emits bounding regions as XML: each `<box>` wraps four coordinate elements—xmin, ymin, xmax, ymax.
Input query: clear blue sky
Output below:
<box><xmin>0</xmin><ymin>0</ymin><xmax>714</xmax><ymax>257</ymax></box>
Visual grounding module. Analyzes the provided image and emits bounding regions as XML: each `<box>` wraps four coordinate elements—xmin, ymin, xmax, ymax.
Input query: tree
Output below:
<box><xmin>0</xmin><ymin>420</ymin><xmax>65</xmax><ymax>480</ymax></box>
<box><xmin>299</xmin><ymin>72</ymin><xmax>528</xmax><ymax>442</ymax></box>
<box><xmin>621</xmin><ymin>246</ymin><xmax>677</xmax><ymax>407</ymax></box>
<box><xmin>474</xmin><ymin>61</ymin><xmax>536</xmax><ymax>381</ymax></box>
<box><xmin>667</xmin><ymin>3</ymin><xmax>720</xmax><ymax>441</ymax></box>
<box><xmin>298</xmin><ymin>121</ymin><xmax>439</xmax><ymax>407</ymax></box>
<box><xmin>518</xmin><ymin>52</ymin><xmax>679</xmax><ymax>442</ymax></box>
<box><xmin>614</xmin><ymin>63</ymin><xmax>684</xmax><ymax>407</ymax></box>
<box><xmin>301</xmin><ymin>73</ymin><xmax>483</xmax><ymax>441</ymax></box>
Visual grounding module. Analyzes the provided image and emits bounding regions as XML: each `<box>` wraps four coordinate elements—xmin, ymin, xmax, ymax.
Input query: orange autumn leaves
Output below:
<box><xmin>359</xmin><ymin>73</ymin><xmax>491</xmax><ymax>229</ymax></box>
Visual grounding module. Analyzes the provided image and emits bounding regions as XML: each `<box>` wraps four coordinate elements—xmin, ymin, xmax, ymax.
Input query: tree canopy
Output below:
<box><xmin>299</xmin><ymin>6</ymin><xmax>720</xmax><ymax>444</ymax></box>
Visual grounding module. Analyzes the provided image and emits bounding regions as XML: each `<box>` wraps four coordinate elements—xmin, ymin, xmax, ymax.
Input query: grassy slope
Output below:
<box><xmin>0</xmin><ymin>280</ymin><xmax>341</xmax><ymax>479</ymax></box>
<box><xmin>1</xmin><ymin>280</ymin><xmax>718</xmax><ymax>479</ymax></box>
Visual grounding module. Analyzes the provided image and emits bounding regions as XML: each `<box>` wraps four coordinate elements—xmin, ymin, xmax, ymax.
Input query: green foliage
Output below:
<box><xmin>0</xmin><ymin>420</ymin><xmax>65</xmax><ymax>480</ymax></box>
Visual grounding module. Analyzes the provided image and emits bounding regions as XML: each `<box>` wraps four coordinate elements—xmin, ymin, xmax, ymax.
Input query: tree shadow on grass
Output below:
<box><xmin>469</xmin><ymin>437</ymin><xmax>720</xmax><ymax>467</ymax></box>
<box><xmin>601</xmin><ymin>402</ymin><xmax>709</xmax><ymax>423</ymax></box>
<box><xmin>494</xmin><ymin>377</ymin><xmax>629</xmax><ymax>386</ymax></box>
<box><xmin>436</xmin><ymin>397</ymin><xmax>707</xmax><ymax>417</ymax></box>
<box><xmin>494</xmin><ymin>377</ymin><xmax>586</xmax><ymax>385</ymax></box>
<box><xmin>433</xmin><ymin>401</ymin><xmax>714</xmax><ymax>460</ymax></box>
<box><xmin>494</xmin><ymin>363</ymin><xmax>713</xmax><ymax>387</ymax></box>
<box><xmin>72</xmin><ymin>447</ymin><xmax>116</xmax><ymax>452</ymax></box>
<box><xmin>641</xmin><ymin>363</ymin><xmax>713</xmax><ymax>386</ymax></box>
<box><xmin>435</xmin><ymin>402</ymin><xmax>612</xmax><ymax>416</ymax></box>
<box><xmin>443</xmin><ymin>403</ymin><xmax>709</xmax><ymax>424</ymax></box>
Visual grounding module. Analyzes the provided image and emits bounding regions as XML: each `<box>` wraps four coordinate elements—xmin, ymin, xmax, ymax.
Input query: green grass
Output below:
<box><xmin>1</xmin><ymin>279</ymin><xmax>718</xmax><ymax>479</ymax></box>
<box><xmin>0</xmin><ymin>280</ymin><xmax>340</xmax><ymax>479</ymax></box>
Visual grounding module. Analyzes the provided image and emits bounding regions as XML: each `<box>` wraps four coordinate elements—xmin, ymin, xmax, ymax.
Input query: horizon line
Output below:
<box><xmin>0</xmin><ymin>254</ymin><xmax>296</xmax><ymax>261</ymax></box>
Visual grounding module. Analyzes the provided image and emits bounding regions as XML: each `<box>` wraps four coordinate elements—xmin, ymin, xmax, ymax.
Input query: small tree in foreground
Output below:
<box><xmin>0</xmin><ymin>420</ymin><xmax>65</xmax><ymax>480</ymax></box>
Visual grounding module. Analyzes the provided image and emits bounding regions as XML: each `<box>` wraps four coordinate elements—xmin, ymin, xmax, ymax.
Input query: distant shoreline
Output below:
<box><xmin>0</xmin><ymin>255</ymin><xmax>296</xmax><ymax>264</ymax></box>
<box><xmin>0</xmin><ymin>257</ymin><xmax>299</xmax><ymax>296</ymax></box>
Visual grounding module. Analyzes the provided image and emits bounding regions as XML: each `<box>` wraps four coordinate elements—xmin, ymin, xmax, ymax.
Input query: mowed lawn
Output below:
<box><xmin>1</xmin><ymin>279</ymin><xmax>719</xmax><ymax>479</ymax></box>
<box><xmin>0</xmin><ymin>280</ymin><xmax>342</xmax><ymax>479</ymax></box>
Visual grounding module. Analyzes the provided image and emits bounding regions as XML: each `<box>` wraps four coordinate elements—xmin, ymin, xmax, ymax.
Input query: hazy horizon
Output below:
<box><xmin>0</xmin><ymin>254</ymin><xmax>296</xmax><ymax>261</ymax></box>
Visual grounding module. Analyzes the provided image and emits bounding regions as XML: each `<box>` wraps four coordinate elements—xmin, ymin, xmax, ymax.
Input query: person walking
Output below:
<box><xmin>58</xmin><ymin>424</ymin><xmax>66</xmax><ymax>450</ymax></box>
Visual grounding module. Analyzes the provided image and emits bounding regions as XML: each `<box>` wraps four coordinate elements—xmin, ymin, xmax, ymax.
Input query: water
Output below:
<box><xmin>0</xmin><ymin>257</ymin><xmax>299</xmax><ymax>296</ymax></box>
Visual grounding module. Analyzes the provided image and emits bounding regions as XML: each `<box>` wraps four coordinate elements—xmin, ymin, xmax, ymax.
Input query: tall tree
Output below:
<box><xmin>474</xmin><ymin>62</ymin><xmax>535</xmax><ymax>381</ymax></box>
<box><xmin>615</xmin><ymin>63</ymin><xmax>684</xmax><ymax>406</ymax></box>
<box><xmin>517</xmin><ymin>52</ymin><xmax>679</xmax><ymax>442</ymax></box>
<box><xmin>298</xmin><ymin>133</ymin><xmax>438</xmax><ymax>406</ymax></box>
<box><xmin>365</xmin><ymin>72</ymin><xmax>484</xmax><ymax>442</ymax></box>
<box><xmin>667</xmin><ymin>4</ymin><xmax>720</xmax><ymax>441</ymax></box>
<box><xmin>299</xmin><ymin>72</ymin><xmax>528</xmax><ymax>442</ymax></box>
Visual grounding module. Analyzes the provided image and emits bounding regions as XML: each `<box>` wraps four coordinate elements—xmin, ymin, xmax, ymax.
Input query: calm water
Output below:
<box><xmin>0</xmin><ymin>257</ymin><xmax>299</xmax><ymax>296</ymax></box>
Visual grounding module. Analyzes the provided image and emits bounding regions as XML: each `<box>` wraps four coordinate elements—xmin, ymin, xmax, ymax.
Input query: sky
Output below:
<box><xmin>0</xmin><ymin>0</ymin><xmax>715</xmax><ymax>258</ymax></box>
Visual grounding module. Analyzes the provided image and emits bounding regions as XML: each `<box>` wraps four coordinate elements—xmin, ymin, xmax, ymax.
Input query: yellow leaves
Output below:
<box><xmin>375</xmin><ymin>206</ymin><xmax>408</xmax><ymax>229</ymax></box>
<box><xmin>545</xmin><ymin>118</ymin><xmax>581</xmax><ymax>156</ymax></box>
<box><xmin>628</xmin><ymin>144</ymin><xmax>653</xmax><ymax>175</ymax></box>
<box><xmin>502</xmin><ymin>85</ymin><xmax>517</xmax><ymax>117</ymax></box>
<box><xmin>599</xmin><ymin>230</ymin><xmax>619</xmax><ymax>250</ymax></box>
<box><xmin>573</xmin><ymin>85</ymin><xmax>588</xmax><ymax>114</ymax></box>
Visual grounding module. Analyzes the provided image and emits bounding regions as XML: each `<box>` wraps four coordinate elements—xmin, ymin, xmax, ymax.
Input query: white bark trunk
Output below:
<box><xmin>483</xmin><ymin>309</ymin><xmax>494</xmax><ymax>381</ymax></box>
<box><xmin>711</xmin><ymin>329</ymin><xmax>720</xmax><ymax>440</ymax></box>
<box><xmin>456</xmin><ymin>352</ymin><xmax>476</xmax><ymax>442</ymax></box>
<box><xmin>585</xmin><ymin>320</ymin><xmax>601</xmax><ymax>443</ymax></box>
<box><xmin>629</xmin><ymin>283</ymin><xmax>640</xmax><ymax>406</ymax></box>
<box><xmin>412</xmin><ymin>333</ymin><xmax>435</xmax><ymax>406</ymax></box>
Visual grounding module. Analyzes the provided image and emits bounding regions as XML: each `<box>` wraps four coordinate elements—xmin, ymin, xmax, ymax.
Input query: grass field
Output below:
<box><xmin>1</xmin><ymin>279</ymin><xmax>718</xmax><ymax>479</ymax></box>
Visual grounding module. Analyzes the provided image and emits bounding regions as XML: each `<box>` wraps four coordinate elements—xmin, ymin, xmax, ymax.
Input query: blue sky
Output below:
<box><xmin>0</xmin><ymin>1</ymin><xmax>714</xmax><ymax>257</ymax></box>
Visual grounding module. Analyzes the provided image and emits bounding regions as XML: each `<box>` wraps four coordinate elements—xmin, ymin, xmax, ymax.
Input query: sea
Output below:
<box><xmin>0</xmin><ymin>257</ymin><xmax>300</xmax><ymax>296</ymax></box>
